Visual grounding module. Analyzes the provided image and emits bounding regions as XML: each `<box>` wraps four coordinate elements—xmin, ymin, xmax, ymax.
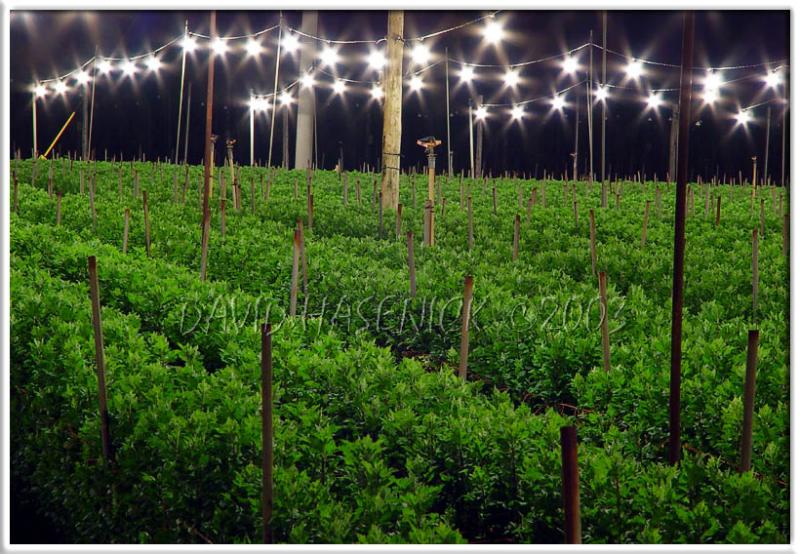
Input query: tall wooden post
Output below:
<box><xmin>739</xmin><ymin>330</ymin><xmax>759</xmax><ymax>473</ymax></box>
<box><xmin>668</xmin><ymin>11</ymin><xmax>694</xmax><ymax>466</ymax></box>
<box><xmin>381</xmin><ymin>11</ymin><xmax>404</xmax><ymax>210</ymax></box>
<box><xmin>600</xmin><ymin>12</ymin><xmax>607</xmax><ymax>182</ymax></box>
<box><xmin>560</xmin><ymin>426</ymin><xmax>581</xmax><ymax>544</ymax></box>
<box><xmin>199</xmin><ymin>11</ymin><xmax>217</xmax><ymax>281</ymax></box>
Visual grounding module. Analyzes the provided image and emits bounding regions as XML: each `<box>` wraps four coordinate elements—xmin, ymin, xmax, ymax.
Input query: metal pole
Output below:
<box><xmin>267</xmin><ymin>20</ymin><xmax>283</xmax><ymax>168</ymax></box>
<box><xmin>445</xmin><ymin>47</ymin><xmax>452</xmax><ymax>178</ymax></box>
<box><xmin>668</xmin><ymin>11</ymin><xmax>695</xmax><ymax>466</ymax></box>
<box><xmin>282</xmin><ymin>104</ymin><xmax>289</xmax><ymax>169</ymax></box>
<box><xmin>764</xmin><ymin>105</ymin><xmax>771</xmax><ymax>185</ymax></box>
<box><xmin>32</xmin><ymin>90</ymin><xmax>37</xmax><ymax>158</ymax></box>
<box><xmin>183</xmin><ymin>82</ymin><xmax>192</xmax><ymax>164</ymax></box>
<box><xmin>250</xmin><ymin>96</ymin><xmax>255</xmax><ymax>166</ymax></box>
<box><xmin>175</xmin><ymin>20</ymin><xmax>189</xmax><ymax>165</ymax></box>
<box><xmin>587</xmin><ymin>30</ymin><xmax>593</xmax><ymax>185</ymax></box>
<box><xmin>88</xmin><ymin>48</ymin><xmax>98</xmax><ymax>160</ymax></box>
<box><xmin>475</xmin><ymin>94</ymin><xmax>483</xmax><ymax>179</ymax></box>
<box><xmin>781</xmin><ymin>95</ymin><xmax>786</xmax><ymax>187</ymax></box>
<box><xmin>468</xmin><ymin>99</ymin><xmax>475</xmax><ymax>179</ymax></box>
<box><xmin>601</xmin><ymin>12</ymin><xmax>607</xmax><ymax>182</ymax></box>
<box><xmin>82</xmin><ymin>82</ymin><xmax>89</xmax><ymax>160</ymax></box>
<box><xmin>573</xmin><ymin>106</ymin><xmax>580</xmax><ymax>181</ymax></box>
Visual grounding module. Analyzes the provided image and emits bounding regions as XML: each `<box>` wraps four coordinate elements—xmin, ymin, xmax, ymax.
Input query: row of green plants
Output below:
<box><xmin>11</xmin><ymin>218</ymin><xmax>787</xmax><ymax>543</ymax></box>
<box><xmin>10</xmin><ymin>158</ymin><xmax>789</xmax><ymax>542</ymax></box>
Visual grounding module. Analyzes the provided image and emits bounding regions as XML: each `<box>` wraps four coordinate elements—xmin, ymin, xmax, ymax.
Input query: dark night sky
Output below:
<box><xmin>9</xmin><ymin>10</ymin><xmax>790</xmax><ymax>181</ymax></box>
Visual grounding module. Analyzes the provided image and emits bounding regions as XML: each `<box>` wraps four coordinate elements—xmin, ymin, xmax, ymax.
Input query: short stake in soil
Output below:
<box><xmin>458</xmin><ymin>275</ymin><xmax>474</xmax><ymax>380</ymax></box>
<box><xmin>122</xmin><ymin>209</ymin><xmax>130</xmax><ymax>254</ymax></box>
<box><xmin>598</xmin><ymin>271</ymin><xmax>611</xmax><ymax>372</ymax></box>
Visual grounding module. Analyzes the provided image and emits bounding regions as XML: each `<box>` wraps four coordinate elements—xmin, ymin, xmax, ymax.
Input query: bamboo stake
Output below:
<box><xmin>407</xmin><ymin>230</ymin><xmax>416</xmax><ymax>297</ymax></box>
<box><xmin>199</xmin><ymin>11</ymin><xmax>217</xmax><ymax>281</ymax></box>
<box><xmin>122</xmin><ymin>209</ymin><xmax>130</xmax><ymax>253</ymax></box>
<box><xmin>458</xmin><ymin>275</ymin><xmax>474</xmax><ymax>380</ymax></box>
<box><xmin>289</xmin><ymin>227</ymin><xmax>300</xmax><ymax>317</ymax></box>
<box><xmin>395</xmin><ymin>203</ymin><xmax>403</xmax><ymax>239</ymax></box>
<box><xmin>512</xmin><ymin>214</ymin><xmax>520</xmax><ymax>261</ymax></box>
<box><xmin>598</xmin><ymin>271</ymin><xmax>611</xmax><ymax>372</ymax></box>
<box><xmin>261</xmin><ymin>323</ymin><xmax>274</xmax><ymax>544</ymax></box>
<box><xmin>589</xmin><ymin>209</ymin><xmax>597</xmax><ymax>276</ymax></box>
<box><xmin>143</xmin><ymin>190</ymin><xmax>151</xmax><ymax>257</ymax></box>
<box><xmin>88</xmin><ymin>256</ymin><xmax>112</xmax><ymax>463</ymax></box>
<box><xmin>560</xmin><ymin>425</ymin><xmax>581</xmax><ymax>544</ymax></box>
<box><xmin>739</xmin><ymin>329</ymin><xmax>759</xmax><ymax>473</ymax></box>
<box><xmin>752</xmin><ymin>228</ymin><xmax>759</xmax><ymax>321</ymax></box>
<box><xmin>467</xmin><ymin>196</ymin><xmax>474</xmax><ymax>250</ymax></box>
<box><xmin>299</xmin><ymin>220</ymin><xmax>308</xmax><ymax>294</ymax></box>
<box><xmin>641</xmin><ymin>200</ymin><xmax>651</xmax><ymax>246</ymax></box>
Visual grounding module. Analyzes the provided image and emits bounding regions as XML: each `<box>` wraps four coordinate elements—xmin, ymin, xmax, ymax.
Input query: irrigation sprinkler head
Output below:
<box><xmin>417</xmin><ymin>136</ymin><xmax>442</xmax><ymax>156</ymax></box>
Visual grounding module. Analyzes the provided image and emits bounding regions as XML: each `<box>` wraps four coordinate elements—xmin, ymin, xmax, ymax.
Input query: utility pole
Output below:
<box><xmin>669</xmin><ymin>103</ymin><xmax>679</xmax><ymax>181</ymax></box>
<box><xmin>295</xmin><ymin>11</ymin><xmax>318</xmax><ymax>169</ymax></box>
<box><xmin>764</xmin><ymin>105</ymin><xmax>771</xmax><ymax>185</ymax></box>
<box><xmin>601</xmin><ymin>12</ymin><xmax>607</xmax><ymax>182</ymax></box>
<box><xmin>175</xmin><ymin>19</ymin><xmax>189</xmax><ymax>165</ymax></box>
<box><xmin>475</xmin><ymin>94</ymin><xmax>484</xmax><ymax>179</ymax></box>
<box><xmin>445</xmin><ymin>47</ymin><xmax>452</xmax><ymax>178</ymax></box>
<box><xmin>381</xmin><ymin>11</ymin><xmax>404</xmax><ymax>210</ymax></box>
<box><xmin>468</xmin><ymin>99</ymin><xmax>475</xmax><ymax>179</ymax></box>
<box><xmin>668</xmin><ymin>11</ymin><xmax>695</xmax><ymax>466</ymax></box>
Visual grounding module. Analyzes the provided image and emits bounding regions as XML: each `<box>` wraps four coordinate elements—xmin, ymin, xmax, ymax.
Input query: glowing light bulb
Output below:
<box><xmin>181</xmin><ymin>35</ymin><xmax>197</xmax><ymax>53</ymax></box>
<box><xmin>511</xmin><ymin>105</ymin><xmax>524</xmax><ymax>120</ymax></box>
<box><xmin>460</xmin><ymin>66</ymin><xmax>475</xmax><ymax>82</ymax></box>
<box><xmin>705</xmin><ymin>70</ymin><xmax>722</xmax><ymax>92</ymax></box>
<box><xmin>34</xmin><ymin>83</ymin><xmax>47</xmax><ymax>97</ymax></box>
<box><xmin>483</xmin><ymin>20</ymin><xmax>504</xmax><ymax>44</ymax></box>
<box><xmin>246</xmin><ymin>38</ymin><xmax>262</xmax><ymax>57</ymax></box>
<box><xmin>211</xmin><ymin>38</ymin><xmax>228</xmax><ymax>55</ymax></box>
<box><xmin>121</xmin><ymin>60</ymin><xmax>137</xmax><ymax>76</ymax></box>
<box><xmin>626</xmin><ymin>59</ymin><xmax>643</xmax><ymax>79</ymax></box>
<box><xmin>735</xmin><ymin>110</ymin><xmax>752</xmax><ymax>126</ymax></box>
<box><xmin>145</xmin><ymin>56</ymin><xmax>161</xmax><ymax>72</ymax></box>
<box><xmin>703</xmin><ymin>88</ymin><xmax>719</xmax><ymax>105</ymax></box>
<box><xmin>54</xmin><ymin>80</ymin><xmax>68</xmax><ymax>94</ymax></box>
<box><xmin>279</xmin><ymin>91</ymin><xmax>292</xmax><ymax>106</ymax></box>
<box><xmin>367</xmin><ymin>49</ymin><xmax>386</xmax><ymax>71</ymax></box>
<box><xmin>552</xmin><ymin>95</ymin><xmax>566</xmax><ymax>111</ymax></box>
<box><xmin>319</xmin><ymin>45</ymin><xmax>339</xmax><ymax>67</ymax></box>
<box><xmin>503</xmin><ymin>69</ymin><xmax>520</xmax><ymax>88</ymax></box>
<box><xmin>595</xmin><ymin>85</ymin><xmax>608</xmax><ymax>102</ymax></box>
<box><xmin>409</xmin><ymin>75</ymin><xmax>423</xmax><ymax>91</ymax></box>
<box><xmin>75</xmin><ymin>70</ymin><xmax>91</xmax><ymax>85</ymax></box>
<box><xmin>281</xmin><ymin>33</ymin><xmax>300</xmax><ymax>54</ymax></box>
<box><xmin>562</xmin><ymin>56</ymin><xmax>578</xmax><ymax>74</ymax></box>
<box><xmin>764</xmin><ymin>69</ymin><xmax>782</xmax><ymax>88</ymax></box>
<box><xmin>371</xmin><ymin>85</ymin><xmax>384</xmax><ymax>100</ymax></box>
<box><xmin>300</xmin><ymin>73</ymin><xmax>315</xmax><ymax>89</ymax></box>
<box><xmin>97</xmin><ymin>59</ymin><xmax>112</xmax><ymax>74</ymax></box>
<box><xmin>475</xmin><ymin>105</ymin><xmax>488</xmax><ymax>120</ymax></box>
<box><xmin>411</xmin><ymin>43</ymin><xmax>431</xmax><ymax>65</ymax></box>
<box><xmin>333</xmin><ymin>80</ymin><xmax>346</xmax><ymax>94</ymax></box>
<box><xmin>646</xmin><ymin>92</ymin><xmax>662</xmax><ymax>110</ymax></box>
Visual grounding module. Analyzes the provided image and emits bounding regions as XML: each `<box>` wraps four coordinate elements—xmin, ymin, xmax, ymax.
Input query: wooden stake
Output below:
<box><xmin>87</xmin><ymin>256</ymin><xmax>112</xmax><ymax>463</ymax></box>
<box><xmin>467</xmin><ymin>196</ymin><xmax>474</xmax><ymax>250</ymax></box>
<box><xmin>739</xmin><ymin>329</ymin><xmax>759</xmax><ymax>473</ymax></box>
<box><xmin>598</xmin><ymin>271</ymin><xmax>611</xmax><ymax>372</ymax></box>
<box><xmin>199</xmin><ymin>11</ymin><xmax>217</xmax><ymax>281</ymax></box>
<box><xmin>573</xmin><ymin>199</ymin><xmax>579</xmax><ymax>230</ymax></box>
<box><xmin>752</xmin><ymin>228</ymin><xmax>759</xmax><ymax>321</ymax></box>
<box><xmin>143</xmin><ymin>190</ymin><xmax>151</xmax><ymax>257</ymax></box>
<box><xmin>589</xmin><ymin>209</ymin><xmax>597</xmax><ymax>276</ymax></box>
<box><xmin>55</xmin><ymin>192</ymin><xmax>62</xmax><ymax>225</ymax></box>
<box><xmin>395</xmin><ymin>203</ymin><xmax>403</xmax><ymax>239</ymax></box>
<box><xmin>560</xmin><ymin>425</ymin><xmax>581</xmax><ymax>544</ymax></box>
<box><xmin>760</xmin><ymin>199</ymin><xmax>766</xmax><ymax>239</ymax></box>
<box><xmin>407</xmin><ymin>230</ymin><xmax>416</xmax><ymax>297</ymax></box>
<box><xmin>715</xmin><ymin>196</ymin><xmax>721</xmax><ymax>227</ymax></box>
<box><xmin>261</xmin><ymin>323</ymin><xmax>274</xmax><ymax>544</ymax></box>
<box><xmin>512</xmin><ymin>214</ymin><xmax>520</xmax><ymax>261</ymax></box>
<box><xmin>299</xmin><ymin>220</ymin><xmax>308</xmax><ymax>294</ymax></box>
<box><xmin>492</xmin><ymin>186</ymin><xmax>497</xmax><ymax>214</ymax></box>
<box><xmin>458</xmin><ymin>275</ymin><xmax>474</xmax><ymax>380</ymax></box>
<box><xmin>289</xmin><ymin>227</ymin><xmax>300</xmax><ymax>317</ymax></box>
<box><xmin>122</xmin><ymin>209</ymin><xmax>130</xmax><ymax>253</ymax></box>
<box><xmin>641</xmin><ymin>200</ymin><xmax>651</xmax><ymax>246</ymax></box>
<box><xmin>220</xmin><ymin>199</ymin><xmax>226</xmax><ymax>237</ymax></box>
